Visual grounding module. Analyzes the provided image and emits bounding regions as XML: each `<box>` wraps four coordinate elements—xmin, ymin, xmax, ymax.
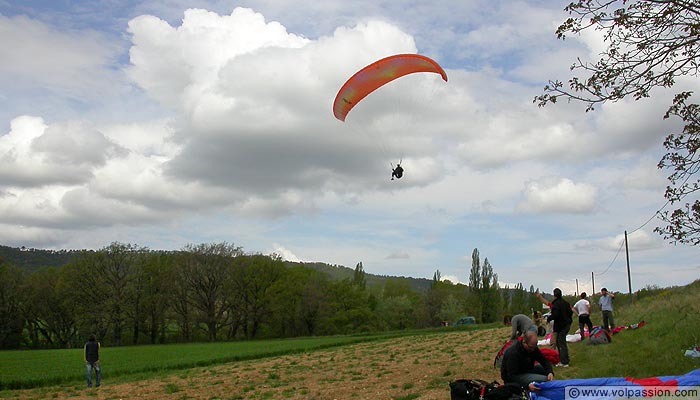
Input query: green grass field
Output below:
<box><xmin>0</xmin><ymin>325</ymin><xmax>491</xmax><ymax>390</ymax></box>
<box><xmin>0</xmin><ymin>334</ymin><xmax>375</xmax><ymax>390</ymax></box>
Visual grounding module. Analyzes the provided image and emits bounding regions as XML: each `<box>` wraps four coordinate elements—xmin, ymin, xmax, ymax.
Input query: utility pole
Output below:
<box><xmin>575</xmin><ymin>278</ymin><xmax>579</xmax><ymax>297</ymax></box>
<box><xmin>591</xmin><ymin>271</ymin><xmax>595</xmax><ymax>295</ymax></box>
<box><xmin>625</xmin><ymin>230</ymin><xmax>632</xmax><ymax>295</ymax></box>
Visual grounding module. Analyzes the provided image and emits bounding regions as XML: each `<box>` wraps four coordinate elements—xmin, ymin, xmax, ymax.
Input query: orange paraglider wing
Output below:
<box><xmin>333</xmin><ymin>54</ymin><xmax>448</xmax><ymax>122</ymax></box>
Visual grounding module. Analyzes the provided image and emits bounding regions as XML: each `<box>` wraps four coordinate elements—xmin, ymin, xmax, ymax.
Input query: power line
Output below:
<box><xmin>596</xmin><ymin>196</ymin><xmax>671</xmax><ymax>277</ymax></box>
<box><xmin>629</xmin><ymin>199</ymin><xmax>670</xmax><ymax>234</ymax></box>
<box><xmin>590</xmin><ymin>144</ymin><xmax>700</xmax><ymax>287</ymax></box>
<box><xmin>595</xmin><ymin>238</ymin><xmax>625</xmax><ymax>276</ymax></box>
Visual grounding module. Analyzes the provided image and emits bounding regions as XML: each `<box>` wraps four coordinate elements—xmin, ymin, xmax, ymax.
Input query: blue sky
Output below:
<box><xmin>1</xmin><ymin>0</ymin><xmax>698</xmax><ymax>294</ymax></box>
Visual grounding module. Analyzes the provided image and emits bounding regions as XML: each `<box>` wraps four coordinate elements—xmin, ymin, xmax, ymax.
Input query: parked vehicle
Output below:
<box><xmin>453</xmin><ymin>316</ymin><xmax>476</xmax><ymax>326</ymax></box>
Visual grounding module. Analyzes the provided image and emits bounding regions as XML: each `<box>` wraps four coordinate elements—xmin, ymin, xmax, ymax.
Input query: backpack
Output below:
<box><xmin>485</xmin><ymin>383</ymin><xmax>529</xmax><ymax>400</ymax></box>
<box><xmin>449</xmin><ymin>379</ymin><xmax>526</xmax><ymax>400</ymax></box>
<box><xmin>587</xmin><ymin>326</ymin><xmax>612</xmax><ymax>345</ymax></box>
<box><xmin>449</xmin><ymin>379</ymin><xmax>500</xmax><ymax>400</ymax></box>
<box><xmin>493</xmin><ymin>339</ymin><xmax>518</xmax><ymax>368</ymax></box>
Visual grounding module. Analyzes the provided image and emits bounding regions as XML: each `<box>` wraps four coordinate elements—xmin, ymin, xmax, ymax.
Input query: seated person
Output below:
<box><xmin>532</xmin><ymin>310</ymin><xmax>542</xmax><ymax>325</ymax></box>
<box><xmin>501</xmin><ymin>330</ymin><xmax>554</xmax><ymax>391</ymax></box>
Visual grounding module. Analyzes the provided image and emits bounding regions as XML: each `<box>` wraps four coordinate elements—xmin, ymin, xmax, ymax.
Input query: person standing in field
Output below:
<box><xmin>84</xmin><ymin>334</ymin><xmax>101</xmax><ymax>388</ymax></box>
<box><xmin>547</xmin><ymin>288</ymin><xmax>572</xmax><ymax>367</ymax></box>
<box><xmin>573</xmin><ymin>292</ymin><xmax>593</xmax><ymax>341</ymax></box>
<box><xmin>598</xmin><ymin>288</ymin><xmax>616</xmax><ymax>331</ymax></box>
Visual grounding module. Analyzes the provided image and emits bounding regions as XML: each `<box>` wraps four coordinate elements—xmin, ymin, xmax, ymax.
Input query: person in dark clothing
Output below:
<box><xmin>84</xmin><ymin>334</ymin><xmax>101</xmax><ymax>388</ymax></box>
<box><xmin>547</xmin><ymin>288</ymin><xmax>573</xmax><ymax>367</ymax></box>
<box><xmin>391</xmin><ymin>163</ymin><xmax>403</xmax><ymax>180</ymax></box>
<box><xmin>500</xmin><ymin>330</ymin><xmax>554</xmax><ymax>391</ymax></box>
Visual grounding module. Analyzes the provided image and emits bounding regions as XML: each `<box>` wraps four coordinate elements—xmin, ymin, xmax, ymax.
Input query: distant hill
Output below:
<box><xmin>0</xmin><ymin>245</ymin><xmax>78</xmax><ymax>272</ymax></box>
<box><xmin>285</xmin><ymin>261</ymin><xmax>435</xmax><ymax>292</ymax></box>
<box><xmin>0</xmin><ymin>245</ymin><xmax>434</xmax><ymax>291</ymax></box>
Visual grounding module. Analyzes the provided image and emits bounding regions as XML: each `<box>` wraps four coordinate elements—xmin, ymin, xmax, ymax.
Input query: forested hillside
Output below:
<box><xmin>0</xmin><ymin>245</ymin><xmax>78</xmax><ymax>272</ymax></box>
<box><xmin>0</xmin><ymin>243</ymin><xmax>541</xmax><ymax>350</ymax></box>
<box><xmin>0</xmin><ymin>244</ymin><xmax>432</xmax><ymax>292</ymax></box>
<box><xmin>284</xmin><ymin>261</ymin><xmax>433</xmax><ymax>292</ymax></box>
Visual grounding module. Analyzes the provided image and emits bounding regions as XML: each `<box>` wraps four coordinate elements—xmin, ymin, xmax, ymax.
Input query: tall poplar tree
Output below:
<box><xmin>466</xmin><ymin>248</ymin><xmax>482</xmax><ymax>322</ymax></box>
<box><xmin>480</xmin><ymin>258</ymin><xmax>501</xmax><ymax>323</ymax></box>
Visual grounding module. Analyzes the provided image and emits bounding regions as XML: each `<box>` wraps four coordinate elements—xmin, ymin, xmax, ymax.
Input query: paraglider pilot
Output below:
<box><xmin>391</xmin><ymin>163</ymin><xmax>404</xmax><ymax>180</ymax></box>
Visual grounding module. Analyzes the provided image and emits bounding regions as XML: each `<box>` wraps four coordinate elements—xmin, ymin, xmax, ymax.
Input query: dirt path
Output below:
<box><xmin>6</xmin><ymin>327</ymin><xmax>510</xmax><ymax>400</ymax></box>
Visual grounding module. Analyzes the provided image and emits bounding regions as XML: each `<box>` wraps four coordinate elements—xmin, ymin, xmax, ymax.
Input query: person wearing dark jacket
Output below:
<box><xmin>547</xmin><ymin>288</ymin><xmax>573</xmax><ymax>367</ymax></box>
<box><xmin>500</xmin><ymin>330</ymin><xmax>554</xmax><ymax>391</ymax></box>
<box><xmin>391</xmin><ymin>163</ymin><xmax>404</xmax><ymax>180</ymax></box>
<box><xmin>84</xmin><ymin>334</ymin><xmax>101</xmax><ymax>388</ymax></box>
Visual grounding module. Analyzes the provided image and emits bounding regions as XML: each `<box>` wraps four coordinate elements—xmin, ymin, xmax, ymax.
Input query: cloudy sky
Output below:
<box><xmin>1</xmin><ymin>0</ymin><xmax>698</xmax><ymax>294</ymax></box>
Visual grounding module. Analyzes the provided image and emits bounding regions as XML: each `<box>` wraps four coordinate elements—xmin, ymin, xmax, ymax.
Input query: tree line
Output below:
<box><xmin>0</xmin><ymin>243</ymin><xmax>542</xmax><ymax>349</ymax></box>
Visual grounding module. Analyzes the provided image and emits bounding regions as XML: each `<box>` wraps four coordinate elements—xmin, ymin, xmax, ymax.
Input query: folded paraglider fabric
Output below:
<box><xmin>539</xmin><ymin>348</ymin><xmax>560</xmax><ymax>365</ymax></box>
<box><xmin>530</xmin><ymin>369</ymin><xmax>700</xmax><ymax>400</ymax></box>
<box><xmin>539</xmin><ymin>322</ymin><xmax>647</xmax><ymax>346</ymax></box>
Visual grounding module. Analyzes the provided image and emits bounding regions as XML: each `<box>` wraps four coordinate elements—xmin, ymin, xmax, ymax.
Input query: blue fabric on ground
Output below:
<box><xmin>530</xmin><ymin>369</ymin><xmax>700</xmax><ymax>400</ymax></box>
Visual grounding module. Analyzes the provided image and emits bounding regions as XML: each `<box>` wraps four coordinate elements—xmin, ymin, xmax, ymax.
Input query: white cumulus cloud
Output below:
<box><xmin>518</xmin><ymin>177</ymin><xmax>597</xmax><ymax>214</ymax></box>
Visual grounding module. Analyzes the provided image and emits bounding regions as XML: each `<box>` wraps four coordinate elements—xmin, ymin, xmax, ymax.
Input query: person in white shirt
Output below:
<box><xmin>573</xmin><ymin>292</ymin><xmax>593</xmax><ymax>341</ymax></box>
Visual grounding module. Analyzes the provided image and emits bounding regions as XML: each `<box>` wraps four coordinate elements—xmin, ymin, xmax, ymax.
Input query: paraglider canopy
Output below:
<box><xmin>333</xmin><ymin>53</ymin><xmax>448</xmax><ymax>122</ymax></box>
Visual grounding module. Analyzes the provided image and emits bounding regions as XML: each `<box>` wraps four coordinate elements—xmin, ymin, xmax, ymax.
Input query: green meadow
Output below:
<box><xmin>0</xmin><ymin>325</ymin><xmax>491</xmax><ymax>390</ymax></box>
<box><xmin>0</xmin><ymin>334</ymin><xmax>382</xmax><ymax>390</ymax></box>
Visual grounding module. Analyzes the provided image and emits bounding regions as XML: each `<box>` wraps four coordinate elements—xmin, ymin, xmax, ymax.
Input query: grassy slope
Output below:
<box><xmin>555</xmin><ymin>280</ymin><xmax>700</xmax><ymax>380</ymax></box>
